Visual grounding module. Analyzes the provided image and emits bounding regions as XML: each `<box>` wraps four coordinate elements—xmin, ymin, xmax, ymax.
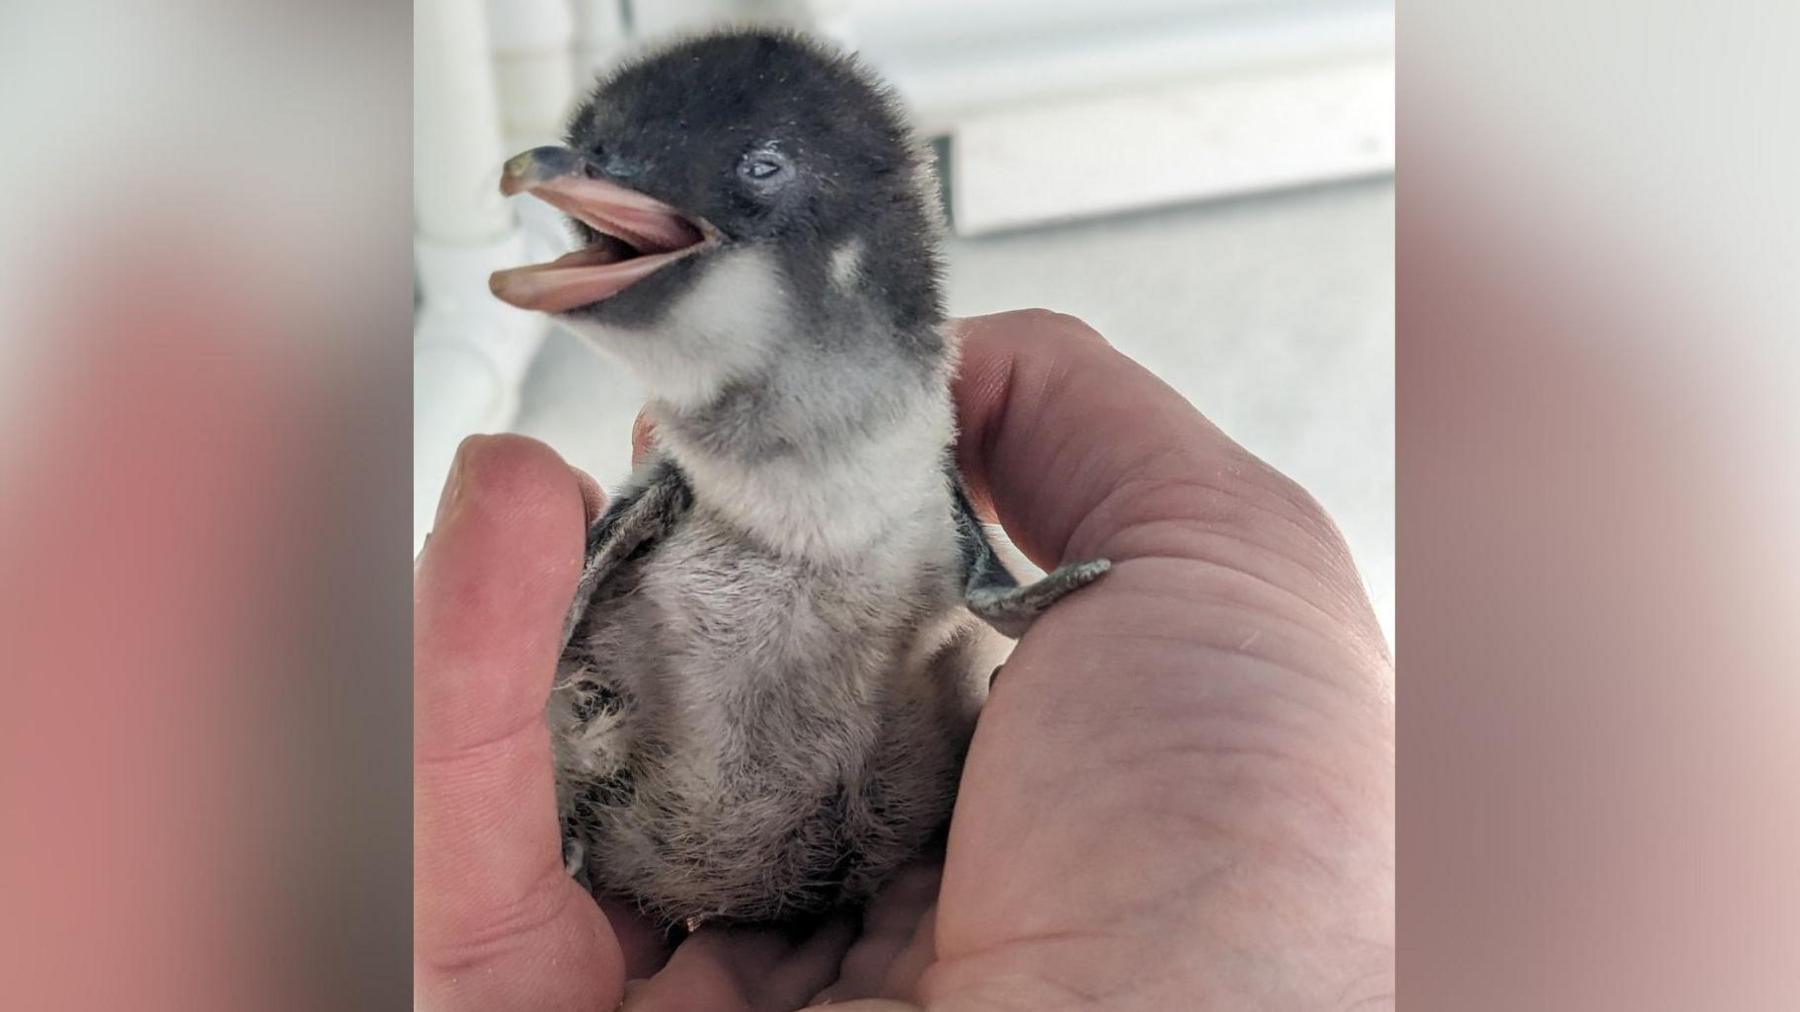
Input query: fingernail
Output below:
<box><xmin>434</xmin><ymin>435</ymin><xmax>481</xmax><ymax>529</ymax></box>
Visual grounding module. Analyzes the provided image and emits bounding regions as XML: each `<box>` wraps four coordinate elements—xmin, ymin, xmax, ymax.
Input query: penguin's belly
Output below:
<box><xmin>551</xmin><ymin>515</ymin><xmax>989</xmax><ymax>924</ymax></box>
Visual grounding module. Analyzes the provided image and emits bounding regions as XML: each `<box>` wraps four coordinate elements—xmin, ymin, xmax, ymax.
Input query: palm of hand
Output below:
<box><xmin>415</xmin><ymin>312</ymin><xmax>1393</xmax><ymax>1011</ymax></box>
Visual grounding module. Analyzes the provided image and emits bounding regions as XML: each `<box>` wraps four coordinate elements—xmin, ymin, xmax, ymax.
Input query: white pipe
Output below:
<box><xmin>413</xmin><ymin>0</ymin><xmax>550</xmax><ymax>550</ymax></box>
<box><xmin>488</xmin><ymin>1</ymin><xmax>585</xmax><ymax>270</ymax></box>
<box><xmin>487</xmin><ymin>0</ymin><xmax>579</xmax><ymax>151</ymax></box>
<box><xmin>415</xmin><ymin>0</ymin><xmax>514</xmax><ymax>243</ymax></box>
<box><xmin>414</xmin><ymin>232</ymin><xmax>542</xmax><ymax>551</ymax></box>
<box><xmin>571</xmin><ymin>0</ymin><xmax>630</xmax><ymax>83</ymax></box>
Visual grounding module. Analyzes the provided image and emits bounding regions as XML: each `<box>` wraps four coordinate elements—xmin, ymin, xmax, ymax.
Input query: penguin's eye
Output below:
<box><xmin>737</xmin><ymin>148</ymin><xmax>793</xmax><ymax>186</ymax></box>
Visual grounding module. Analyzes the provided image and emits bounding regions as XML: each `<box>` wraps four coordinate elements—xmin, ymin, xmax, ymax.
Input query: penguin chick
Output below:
<box><xmin>489</xmin><ymin>28</ymin><xmax>1109</xmax><ymax>927</ymax></box>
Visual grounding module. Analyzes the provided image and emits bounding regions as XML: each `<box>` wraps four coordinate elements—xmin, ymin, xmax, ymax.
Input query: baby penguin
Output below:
<box><xmin>490</xmin><ymin>28</ymin><xmax>1107</xmax><ymax>927</ymax></box>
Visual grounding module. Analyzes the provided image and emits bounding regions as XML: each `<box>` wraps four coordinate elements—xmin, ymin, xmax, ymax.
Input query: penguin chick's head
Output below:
<box><xmin>489</xmin><ymin>30</ymin><xmax>944</xmax><ymax>339</ymax></box>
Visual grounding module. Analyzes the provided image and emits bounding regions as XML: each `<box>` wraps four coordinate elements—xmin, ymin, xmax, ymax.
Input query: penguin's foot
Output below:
<box><xmin>966</xmin><ymin>559</ymin><xmax>1111</xmax><ymax>638</ymax></box>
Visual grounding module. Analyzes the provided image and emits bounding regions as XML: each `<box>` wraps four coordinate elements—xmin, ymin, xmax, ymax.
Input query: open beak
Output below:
<box><xmin>488</xmin><ymin>146</ymin><xmax>721</xmax><ymax>313</ymax></box>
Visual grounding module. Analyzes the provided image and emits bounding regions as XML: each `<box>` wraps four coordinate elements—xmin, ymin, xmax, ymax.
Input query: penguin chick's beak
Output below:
<box><xmin>489</xmin><ymin>146</ymin><xmax>720</xmax><ymax>313</ymax></box>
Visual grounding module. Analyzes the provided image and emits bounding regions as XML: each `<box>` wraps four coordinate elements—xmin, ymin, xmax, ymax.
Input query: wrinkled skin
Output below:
<box><xmin>414</xmin><ymin>310</ymin><xmax>1395</xmax><ymax>1010</ymax></box>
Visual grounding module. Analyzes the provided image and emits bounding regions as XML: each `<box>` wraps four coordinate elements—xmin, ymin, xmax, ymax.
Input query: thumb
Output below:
<box><xmin>951</xmin><ymin>310</ymin><xmax>1379</xmax><ymax>645</ymax></box>
<box><xmin>414</xmin><ymin>435</ymin><xmax>624</xmax><ymax>1010</ymax></box>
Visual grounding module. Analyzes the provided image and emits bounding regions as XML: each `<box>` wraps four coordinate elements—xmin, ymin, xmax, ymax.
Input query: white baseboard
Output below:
<box><xmin>941</xmin><ymin>55</ymin><xmax>1394</xmax><ymax>235</ymax></box>
<box><xmin>824</xmin><ymin>0</ymin><xmax>1394</xmax><ymax>234</ymax></box>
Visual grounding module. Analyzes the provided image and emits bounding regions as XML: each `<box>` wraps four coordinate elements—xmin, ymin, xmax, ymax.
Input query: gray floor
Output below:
<box><xmin>515</xmin><ymin>178</ymin><xmax>1394</xmax><ymax>643</ymax></box>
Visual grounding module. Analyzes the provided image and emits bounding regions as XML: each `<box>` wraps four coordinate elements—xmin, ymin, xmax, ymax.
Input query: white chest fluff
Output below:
<box><xmin>550</xmin><ymin>379</ymin><xmax>1001</xmax><ymax>924</ymax></box>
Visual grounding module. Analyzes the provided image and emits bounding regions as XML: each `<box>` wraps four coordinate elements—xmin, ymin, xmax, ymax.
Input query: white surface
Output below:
<box><xmin>485</xmin><ymin>0</ymin><xmax>574</xmax><ymax>50</ymax></box>
<box><xmin>487</xmin><ymin>0</ymin><xmax>579</xmax><ymax>149</ymax></box>
<box><xmin>415</xmin><ymin>0</ymin><xmax>514</xmax><ymax>242</ymax></box>
<box><xmin>511</xmin><ymin>180</ymin><xmax>1395</xmax><ymax>643</ymax></box>
<box><xmin>571</xmin><ymin>0</ymin><xmax>631</xmax><ymax>80</ymax></box>
<box><xmin>413</xmin><ymin>233</ymin><xmax>552</xmax><ymax>550</ymax></box>
<box><xmin>415</xmin><ymin>0</ymin><xmax>535</xmax><ymax>553</ymax></box>
<box><xmin>416</xmin><ymin>1</ymin><xmax>575</xmax><ymax>553</ymax></box>
<box><xmin>948</xmin><ymin>57</ymin><xmax>1393</xmax><ymax>234</ymax></box>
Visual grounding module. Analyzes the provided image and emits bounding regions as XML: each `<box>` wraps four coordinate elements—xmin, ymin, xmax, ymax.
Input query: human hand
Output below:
<box><xmin>413</xmin><ymin>310</ymin><xmax>1393</xmax><ymax>1009</ymax></box>
<box><xmin>812</xmin><ymin>311</ymin><xmax>1395</xmax><ymax>1008</ymax></box>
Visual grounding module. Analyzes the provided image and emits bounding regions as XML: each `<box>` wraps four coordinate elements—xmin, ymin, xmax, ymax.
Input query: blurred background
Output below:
<box><xmin>415</xmin><ymin>0</ymin><xmax>1397</xmax><ymax>641</ymax></box>
<box><xmin>5</xmin><ymin>1</ymin><xmax>1800</xmax><ymax>1008</ymax></box>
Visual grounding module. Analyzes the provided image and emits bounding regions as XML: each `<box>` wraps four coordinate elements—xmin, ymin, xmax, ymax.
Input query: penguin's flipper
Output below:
<box><xmin>967</xmin><ymin>558</ymin><xmax>1112</xmax><ymax>639</ymax></box>
<box><xmin>560</xmin><ymin>456</ymin><xmax>694</xmax><ymax>651</ymax></box>
<box><xmin>952</xmin><ymin>476</ymin><xmax>1110</xmax><ymax>639</ymax></box>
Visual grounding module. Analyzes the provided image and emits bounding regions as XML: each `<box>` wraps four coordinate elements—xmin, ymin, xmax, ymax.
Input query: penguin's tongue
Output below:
<box><xmin>489</xmin><ymin>169</ymin><xmax>713</xmax><ymax>313</ymax></box>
